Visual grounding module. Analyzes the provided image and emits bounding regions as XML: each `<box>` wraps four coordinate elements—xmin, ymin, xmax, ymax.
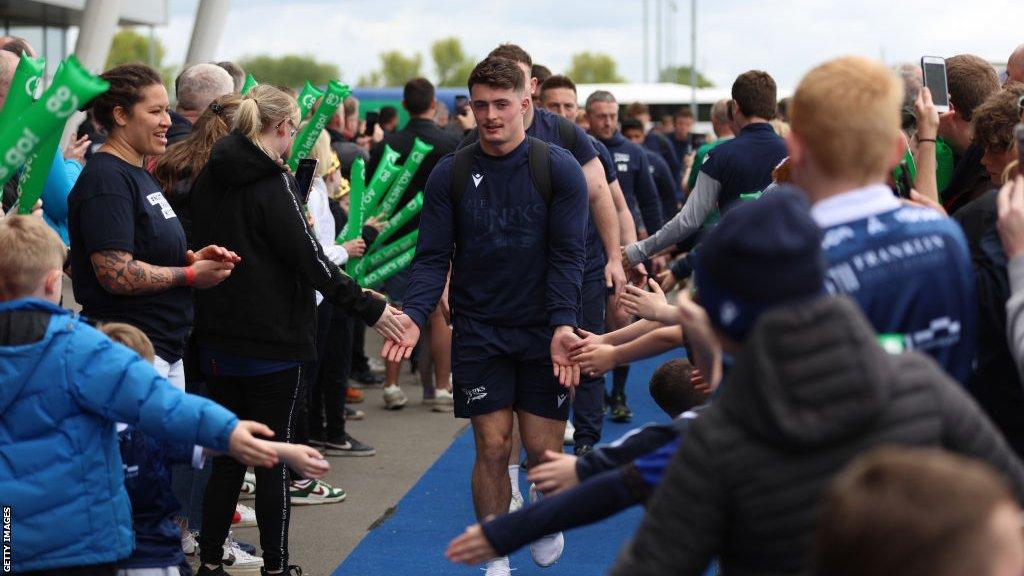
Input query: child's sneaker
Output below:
<box><xmin>182</xmin><ymin>529</ymin><xmax>199</xmax><ymax>555</ymax></box>
<box><xmin>382</xmin><ymin>384</ymin><xmax>408</xmax><ymax>410</ymax></box>
<box><xmin>289</xmin><ymin>478</ymin><xmax>347</xmax><ymax>505</ymax></box>
<box><xmin>239</xmin><ymin>473</ymin><xmax>256</xmax><ymax>500</ymax></box>
<box><xmin>222</xmin><ymin>535</ymin><xmax>264</xmax><ymax>574</ymax></box>
<box><xmin>233</xmin><ymin>503</ymin><xmax>257</xmax><ymax>528</ymax></box>
<box><xmin>431</xmin><ymin>388</ymin><xmax>455</xmax><ymax>412</ymax></box>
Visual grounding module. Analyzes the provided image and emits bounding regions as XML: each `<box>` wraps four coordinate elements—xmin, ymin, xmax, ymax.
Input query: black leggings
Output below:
<box><xmin>199</xmin><ymin>366</ymin><xmax>303</xmax><ymax>572</ymax></box>
<box><xmin>311</xmin><ymin>306</ymin><xmax>354</xmax><ymax>438</ymax></box>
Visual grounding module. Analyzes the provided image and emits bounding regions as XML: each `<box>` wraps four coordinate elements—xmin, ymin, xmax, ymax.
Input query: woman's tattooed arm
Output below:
<box><xmin>90</xmin><ymin>250</ymin><xmax>186</xmax><ymax>295</ymax></box>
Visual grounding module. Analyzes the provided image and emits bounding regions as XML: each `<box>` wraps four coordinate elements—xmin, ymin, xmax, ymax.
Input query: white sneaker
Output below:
<box><xmin>223</xmin><ymin>534</ymin><xmax>264</xmax><ymax>573</ymax></box>
<box><xmin>181</xmin><ymin>530</ymin><xmax>198</xmax><ymax>555</ymax></box>
<box><xmin>239</xmin><ymin>472</ymin><xmax>256</xmax><ymax>500</ymax></box>
<box><xmin>368</xmin><ymin>356</ymin><xmax>386</xmax><ymax>372</ymax></box>
<box><xmin>383</xmin><ymin>384</ymin><xmax>408</xmax><ymax>410</ymax></box>
<box><xmin>563</xmin><ymin>421</ymin><xmax>575</xmax><ymax>445</ymax></box>
<box><xmin>509</xmin><ymin>490</ymin><xmax>524</xmax><ymax>513</ymax></box>
<box><xmin>484</xmin><ymin>555</ymin><xmax>512</xmax><ymax>576</ymax></box>
<box><xmin>528</xmin><ymin>484</ymin><xmax>564</xmax><ymax>567</ymax></box>
<box><xmin>432</xmin><ymin>388</ymin><xmax>455</xmax><ymax>412</ymax></box>
<box><xmin>234</xmin><ymin>503</ymin><xmax>257</xmax><ymax>528</ymax></box>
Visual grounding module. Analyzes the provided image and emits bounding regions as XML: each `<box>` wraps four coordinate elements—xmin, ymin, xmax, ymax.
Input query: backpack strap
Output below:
<box><xmin>450</xmin><ymin>141</ymin><xmax>478</xmax><ymax>209</ymax></box>
<box><xmin>527</xmin><ymin>136</ymin><xmax>552</xmax><ymax>206</ymax></box>
<box><xmin>554</xmin><ymin>114</ymin><xmax>577</xmax><ymax>154</ymax></box>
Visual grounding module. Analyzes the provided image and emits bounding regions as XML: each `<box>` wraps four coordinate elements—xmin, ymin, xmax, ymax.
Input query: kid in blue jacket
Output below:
<box><xmin>0</xmin><ymin>215</ymin><xmax>283</xmax><ymax>575</ymax></box>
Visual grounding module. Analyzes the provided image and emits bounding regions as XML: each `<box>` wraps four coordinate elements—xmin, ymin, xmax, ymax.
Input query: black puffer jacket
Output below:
<box><xmin>610</xmin><ymin>296</ymin><xmax>1024</xmax><ymax>576</ymax></box>
<box><xmin>189</xmin><ymin>130</ymin><xmax>385</xmax><ymax>361</ymax></box>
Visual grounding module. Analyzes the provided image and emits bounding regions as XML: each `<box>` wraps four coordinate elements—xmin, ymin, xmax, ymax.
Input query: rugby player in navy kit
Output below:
<box><xmin>383</xmin><ymin>57</ymin><xmax>589</xmax><ymax>575</ymax></box>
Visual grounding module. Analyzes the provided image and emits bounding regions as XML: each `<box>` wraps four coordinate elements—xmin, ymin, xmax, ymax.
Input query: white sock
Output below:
<box><xmin>292</xmin><ymin>478</ymin><xmax>311</xmax><ymax>488</ymax></box>
<box><xmin>508</xmin><ymin>465</ymin><xmax>521</xmax><ymax>497</ymax></box>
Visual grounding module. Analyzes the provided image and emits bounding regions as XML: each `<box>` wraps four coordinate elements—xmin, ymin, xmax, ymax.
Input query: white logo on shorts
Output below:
<box><xmin>466</xmin><ymin>386</ymin><xmax>488</xmax><ymax>404</ymax></box>
<box><xmin>557</xmin><ymin>394</ymin><xmax>567</xmax><ymax>408</ymax></box>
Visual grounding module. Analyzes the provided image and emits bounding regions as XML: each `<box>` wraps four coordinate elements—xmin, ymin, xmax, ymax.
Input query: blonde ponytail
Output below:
<box><xmin>233</xmin><ymin>84</ymin><xmax>299</xmax><ymax>160</ymax></box>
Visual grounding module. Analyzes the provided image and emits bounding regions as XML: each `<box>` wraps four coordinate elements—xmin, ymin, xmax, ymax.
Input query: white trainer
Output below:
<box><xmin>223</xmin><ymin>533</ymin><xmax>264</xmax><ymax>573</ymax></box>
<box><xmin>528</xmin><ymin>484</ymin><xmax>564</xmax><ymax>567</ymax></box>
<box><xmin>484</xmin><ymin>555</ymin><xmax>512</xmax><ymax>576</ymax></box>
<box><xmin>383</xmin><ymin>384</ymin><xmax>408</xmax><ymax>410</ymax></box>
<box><xmin>234</xmin><ymin>503</ymin><xmax>257</xmax><ymax>528</ymax></box>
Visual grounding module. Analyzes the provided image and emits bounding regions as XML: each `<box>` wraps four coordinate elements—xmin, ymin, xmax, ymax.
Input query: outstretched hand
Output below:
<box><xmin>373</xmin><ymin>305</ymin><xmax>406</xmax><ymax>343</ymax></box>
<box><xmin>551</xmin><ymin>326</ymin><xmax>582</xmax><ymax>388</ymax></box>
<box><xmin>620</xmin><ymin>278</ymin><xmax>675</xmax><ymax>323</ymax></box>
<box><xmin>446</xmin><ymin>524</ymin><xmax>498</xmax><ymax>565</ymax></box>
<box><xmin>381</xmin><ymin>313</ymin><xmax>420</xmax><ymax>362</ymax></box>
<box><xmin>227</xmin><ymin>420</ymin><xmax>278</xmax><ymax>468</ymax></box>
<box><xmin>527</xmin><ymin>449</ymin><xmax>580</xmax><ymax>495</ymax></box>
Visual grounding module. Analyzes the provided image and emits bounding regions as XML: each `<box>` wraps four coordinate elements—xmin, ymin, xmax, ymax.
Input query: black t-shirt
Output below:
<box><xmin>68</xmin><ymin>152</ymin><xmax>192</xmax><ymax>362</ymax></box>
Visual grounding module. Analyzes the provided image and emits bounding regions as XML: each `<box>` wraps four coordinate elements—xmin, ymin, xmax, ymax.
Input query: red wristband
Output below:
<box><xmin>184</xmin><ymin>266</ymin><xmax>195</xmax><ymax>287</ymax></box>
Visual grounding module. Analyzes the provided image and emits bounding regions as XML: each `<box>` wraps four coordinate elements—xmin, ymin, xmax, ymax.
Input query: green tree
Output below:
<box><xmin>658</xmin><ymin>65</ymin><xmax>715</xmax><ymax>87</ymax></box>
<box><xmin>358</xmin><ymin>50</ymin><xmax>423</xmax><ymax>87</ymax></box>
<box><xmin>431</xmin><ymin>37</ymin><xmax>475</xmax><ymax>87</ymax></box>
<box><xmin>237</xmin><ymin>54</ymin><xmax>340</xmax><ymax>88</ymax></box>
<box><xmin>104</xmin><ymin>28</ymin><xmax>175</xmax><ymax>86</ymax></box>
<box><xmin>567</xmin><ymin>52</ymin><xmax>624</xmax><ymax>83</ymax></box>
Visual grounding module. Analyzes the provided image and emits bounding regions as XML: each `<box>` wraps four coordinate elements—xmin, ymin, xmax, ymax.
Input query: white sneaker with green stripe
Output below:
<box><xmin>289</xmin><ymin>478</ymin><xmax>347</xmax><ymax>505</ymax></box>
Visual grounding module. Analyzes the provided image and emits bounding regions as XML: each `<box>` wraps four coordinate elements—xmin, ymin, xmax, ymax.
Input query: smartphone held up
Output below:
<box><xmin>920</xmin><ymin>56</ymin><xmax>950</xmax><ymax>113</ymax></box>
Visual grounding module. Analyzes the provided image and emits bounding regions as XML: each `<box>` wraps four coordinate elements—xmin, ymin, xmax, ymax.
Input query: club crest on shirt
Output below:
<box><xmin>472</xmin><ymin>173</ymin><xmax>484</xmax><ymax>188</ymax></box>
<box><xmin>147</xmin><ymin>192</ymin><xmax>177</xmax><ymax>220</ymax></box>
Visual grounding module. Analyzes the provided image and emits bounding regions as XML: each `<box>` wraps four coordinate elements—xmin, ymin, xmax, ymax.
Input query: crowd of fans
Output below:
<box><xmin>3</xmin><ymin>30</ymin><xmax>1024</xmax><ymax>576</ymax></box>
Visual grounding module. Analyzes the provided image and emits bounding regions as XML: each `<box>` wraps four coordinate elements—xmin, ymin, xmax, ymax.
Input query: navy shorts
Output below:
<box><xmin>383</xmin><ymin>268</ymin><xmax>411</xmax><ymax>307</ymax></box>
<box><xmin>451</xmin><ymin>315</ymin><xmax>569</xmax><ymax>421</ymax></box>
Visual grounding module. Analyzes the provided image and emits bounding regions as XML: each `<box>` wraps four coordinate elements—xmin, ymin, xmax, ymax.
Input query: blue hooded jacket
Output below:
<box><xmin>0</xmin><ymin>298</ymin><xmax>238</xmax><ymax>573</ymax></box>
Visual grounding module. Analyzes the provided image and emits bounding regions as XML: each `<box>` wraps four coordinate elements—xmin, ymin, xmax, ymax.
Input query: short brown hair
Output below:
<box><xmin>790</xmin><ymin>56</ymin><xmax>903</xmax><ymax>181</ymax></box>
<box><xmin>813</xmin><ymin>447</ymin><xmax>1014</xmax><ymax>576</ymax></box>
<box><xmin>946</xmin><ymin>54</ymin><xmax>1000</xmax><ymax>121</ymax></box>
<box><xmin>468</xmin><ymin>57</ymin><xmax>526</xmax><ymax>94</ymax></box>
<box><xmin>487</xmin><ymin>44</ymin><xmax>532</xmax><ymax>68</ymax></box>
<box><xmin>0</xmin><ymin>215</ymin><xmax>65</xmax><ymax>300</ymax></box>
<box><xmin>99</xmin><ymin>322</ymin><xmax>155</xmax><ymax>363</ymax></box>
<box><xmin>674</xmin><ymin>106</ymin><xmax>695</xmax><ymax>120</ymax></box>
<box><xmin>531</xmin><ymin>64</ymin><xmax>552</xmax><ymax>84</ymax></box>
<box><xmin>90</xmin><ymin>64</ymin><xmax>165</xmax><ymax>132</ymax></box>
<box><xmin>732</xmin><ymin>70</ymin><xmax>777</xmax><ymax>119</ymax></box>
<box><xmin>625</xmin><ymin>101</ymin><xmax>649</xmax><ymax>118</ymax></box>
<box><xmin>403</xmin><ymin>77</ymin><xmax>435</xmax><ymax>116</ymax></box>
<box><xmin>972</xmin><ymin>83</ymin><xmax>1024</xmax><ymax>153</ymax></box>
<box><xmin>540</xmin><ymin>74</ymin><xmax>577</xmax><ymax>97</ymax></box>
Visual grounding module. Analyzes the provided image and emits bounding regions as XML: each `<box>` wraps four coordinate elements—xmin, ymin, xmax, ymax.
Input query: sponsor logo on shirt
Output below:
<box><xmin>472</xmin><ymin>173</ymin><xmax>484</xmax><ymax>187</ymax></box>
<box><xmin>911</xmin><ymin>316</ymin><xmax>962</xmax><ymax>351</ymax></box>
<box><xmin>147</xmin><ymin>191</ymin><xmax>177</xmax><ymax>220</ymax></box>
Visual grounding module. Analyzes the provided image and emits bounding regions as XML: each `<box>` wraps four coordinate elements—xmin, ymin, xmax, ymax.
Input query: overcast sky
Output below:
<box><xmin>129</xmin><ymin>0</ymin><xmax>1020</xmax><ymax>90</ymax></box>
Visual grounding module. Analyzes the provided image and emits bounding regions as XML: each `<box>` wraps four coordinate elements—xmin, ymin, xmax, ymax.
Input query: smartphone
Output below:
<box><xmin>295</xmin><ymin>158</ymin><xmax>318</xmax><ymax>204</ymax></box>
<box><xmin>896</xmin><ymin>160</ymin><xmax>914</xmax><ymax>199</ymax></box>
<box><xmin>455</xmin><ymin>95</ymin><xmax>470</xmax><ymax>116</ymax></box>
<box><xmin>364</xmin><ymin>111</ymin><xmax>379</xmax><ymax>137</ymax></box>
<box><xmin>1015</xmin><ymin>124</ymin><xmax>1024</xmax><ymax>170</ymax></box>
<box><xmin>921</xmin><ymin>56</ymin><xmax>950</xmax><ymax>113</ymax></box>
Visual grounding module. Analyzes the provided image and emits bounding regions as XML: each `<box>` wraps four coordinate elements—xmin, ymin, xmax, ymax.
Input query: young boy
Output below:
<box><xmin>0</xmin><ymin>215</ymin><xmax>278</xmax><ymax>576</ymax></box>
<box><xmin>100</xmin><ymin>322</ymin><xmax>330</xmax><ymax>576</ymax></box>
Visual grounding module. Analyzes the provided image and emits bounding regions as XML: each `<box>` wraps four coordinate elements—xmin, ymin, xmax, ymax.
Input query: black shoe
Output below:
<box><xmin>351</xmin><ymin>370</ymin><xmax>384</xmax><ymax>386</ymax></box>
<box><xmin>197</xmin><ymin>566</ymin><xmax>227</xmax><ymax>575</ymax></box>
<box><xmin>262</xmin><ymin>566</ymin><xmax>303</xmax><ymax>576</ymax></box>
<box><xmin>323</xmin><ymin>433</ymin><xmax>376</xmax><ymax>456</ymax></box>
<box><xmin>610</xmin><ymin>393</ymin><xmax>633</xmax><ymax>423</ymax></box>
<box><xmin>574</xmin><ymin>444</ymin><xmax>594</xmax><ymax>457</ymax></box>
<box><xmin>308</xmin><ymin>432</ymin><xmax>326</xmax><ymax>448</ymax></box>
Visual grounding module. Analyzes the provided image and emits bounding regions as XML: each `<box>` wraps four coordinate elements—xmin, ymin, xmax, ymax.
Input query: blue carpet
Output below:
<box><xmin>333</xmin><ymin>351</ymin><xmax>682</xmax><ymax>576</ymax></box>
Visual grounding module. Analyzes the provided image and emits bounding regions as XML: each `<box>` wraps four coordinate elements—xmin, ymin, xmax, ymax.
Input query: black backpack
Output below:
<box><xmin>451</xmin><ymin>114</ymin><xmax>578</xmax><ymax>206</ymax></box>
<box><xmin>450</xmin><ymin>136</ymin><xmax>554</xmax><ymax>207</ymax></box>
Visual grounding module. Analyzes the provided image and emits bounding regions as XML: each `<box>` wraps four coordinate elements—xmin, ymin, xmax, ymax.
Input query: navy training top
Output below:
<box><xmin>700</xmin><ymin>122</ymin><xmax>788</xmax><ymax>214</ymax></box>
<box><xmin>600</xmin><ymin>132</ymin><xmax>663</xmax><ymax>234</ymax></box>
<box><xmin>404</xmin><ymin>137</ymin><xmax>589</xmax><ymax>330</ymax></box>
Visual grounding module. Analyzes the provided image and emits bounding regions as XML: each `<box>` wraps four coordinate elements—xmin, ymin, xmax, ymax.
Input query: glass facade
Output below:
<box><xmin>2</xmin><ymin>20</ymin><xmax>66</xmax><ymax>86</ymax></box>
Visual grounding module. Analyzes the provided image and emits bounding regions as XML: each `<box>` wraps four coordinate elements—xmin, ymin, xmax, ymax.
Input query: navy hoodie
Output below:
<box><xmin>404</xmin><ymin>137</ymin><xmax>588</xmax><ymax>330</ymax></box>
